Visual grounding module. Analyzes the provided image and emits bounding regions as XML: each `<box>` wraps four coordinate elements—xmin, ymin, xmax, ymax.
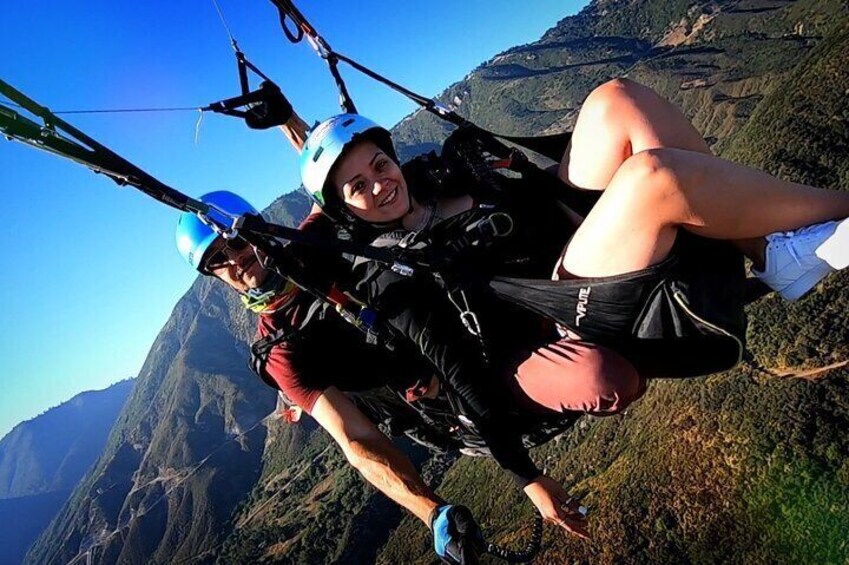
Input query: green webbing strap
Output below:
<box><xmin>0</xmin><ymin>79</ymin><xmax>205</xmax><ymax>215</ymax></box>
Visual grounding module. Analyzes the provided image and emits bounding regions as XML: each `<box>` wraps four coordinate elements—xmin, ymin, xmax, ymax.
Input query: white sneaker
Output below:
<box><xmin>753</xmin><ymin>218</ymin><xmax>849</xmax><ymax>300</ymax></box>
<box><xmin>816</xmin><ymin>216</ymin><xmax>849</xmax><ymax>270</ymax></box>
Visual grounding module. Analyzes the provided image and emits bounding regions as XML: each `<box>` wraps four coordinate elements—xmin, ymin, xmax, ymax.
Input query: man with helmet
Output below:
<box><xmin>175</xmin><ymin>190</ymin><xmax>501</xmax><ymax>564</ymax></box>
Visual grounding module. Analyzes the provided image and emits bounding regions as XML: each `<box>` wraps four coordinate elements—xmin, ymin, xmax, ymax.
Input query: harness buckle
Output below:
<box><xmin>463</xmin><ymin>212</ymin><xmax>514</xmax><ymax>248</ymax></box>
<box><xmin>365</xmin><ymin>329</ymin><xmax>379</xmax><ymax>345</ymax></box>
<box><xmin>391</xmin><ymin>262</ymin><xmax>415</xmax><ymax>277</ymax></box>
<box><xmin>397</xmin><ymin>231</ymin><xmax>426</xmax><ymax>248</ymax></box>
<box><xmin>480</xmin><ymin>212</ymin><xmax>514</xmax><ymax>238</ymax></box>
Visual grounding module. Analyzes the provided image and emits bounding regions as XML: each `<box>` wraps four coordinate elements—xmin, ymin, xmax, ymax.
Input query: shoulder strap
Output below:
<box><xmin>248</xmin><ymin>298</ymin><xmax>329</xmax><ymax>388</ymax></box>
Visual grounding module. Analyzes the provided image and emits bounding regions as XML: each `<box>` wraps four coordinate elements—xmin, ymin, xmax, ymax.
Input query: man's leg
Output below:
<box><xmin>513</xmin><ymin>340</ymin><xmax>646</xmax><ymax>416</ymax></box>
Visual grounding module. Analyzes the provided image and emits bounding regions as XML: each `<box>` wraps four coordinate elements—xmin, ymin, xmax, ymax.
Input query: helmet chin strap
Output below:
<box><xmin>405</xmin><ymin>190</ymin><xmax>414</xmax><ymax>215</ymax></box>
<box><xmin>245</xmin><ymin>269</ymin><xmax>288</xmax><ymax>297</ymax></box>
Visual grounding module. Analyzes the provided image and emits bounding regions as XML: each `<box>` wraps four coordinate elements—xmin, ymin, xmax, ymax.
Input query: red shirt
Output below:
<box><xmin>259</xmin><ymin>305</ymin><xmax>424</xmax><ymax>413</ymax></box>
<box><xmin>256</xmin><ymin>213</ymin><xmax>426</xmax><ymax>413</ymax></box>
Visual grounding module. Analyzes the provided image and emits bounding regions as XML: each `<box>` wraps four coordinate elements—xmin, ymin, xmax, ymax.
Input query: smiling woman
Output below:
<box><xmin>0</xmin><ymin>0</ymin><xmax>585</xmax><ymax>439</ymax></box>
<box><xmin>333</xmin><ymin>141</ymin><xmax>410</xmax><ymax>224</ymax></box>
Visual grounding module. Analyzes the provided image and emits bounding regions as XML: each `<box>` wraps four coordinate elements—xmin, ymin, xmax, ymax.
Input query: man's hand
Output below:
<box><xmin>523</xmin><ymin>475</ymin><xmax>591</xmax><ymax>540</ymax></box>
<box><xmin>431</xmin><ymin>505</ymin><xmax>485</xmax><ymax>564</ymax></box>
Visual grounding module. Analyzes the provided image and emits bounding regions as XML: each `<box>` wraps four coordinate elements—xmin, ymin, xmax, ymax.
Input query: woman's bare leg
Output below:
<box><xmin>557</xmin><ymin>78</ymin><xmax>849</xmax><ymax>277</ymax></box>
<box><xmin>558</xmin><ymin>78</ymin><xmax>766</xmax><ymax>268</ymax></box>
<box><xmin>562</xmin><ymin>147</ymin><xmax>849</xmax><ymax>277</ymax></box>
<box><xmin>560</xmin><ymin>78</ymin><xmax>711</xmax><ymax>190</ymax></box>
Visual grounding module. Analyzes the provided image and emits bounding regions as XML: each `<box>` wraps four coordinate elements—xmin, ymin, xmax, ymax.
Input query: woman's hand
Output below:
<box><xmin>523</xmin><ymin>475</ymin><xmax>591</xmax><ymax>540</ymax></box>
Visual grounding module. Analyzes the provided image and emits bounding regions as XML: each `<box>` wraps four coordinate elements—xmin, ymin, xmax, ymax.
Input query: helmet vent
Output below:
<box><xmin>342</xmin><ymin>118</ymin><xmax>355</xmax><ymax>127</ymax></box>
<box><xmin>312</xmin><ymin>146</ymin><xmax>324</xmax><ymax>162</ymax></box>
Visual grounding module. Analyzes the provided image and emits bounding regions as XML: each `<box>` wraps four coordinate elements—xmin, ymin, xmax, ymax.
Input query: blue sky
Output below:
<box><xmin>0</xmin><ymin>0</ymin><xmax>588</xmax><ymax>439</ymax></box>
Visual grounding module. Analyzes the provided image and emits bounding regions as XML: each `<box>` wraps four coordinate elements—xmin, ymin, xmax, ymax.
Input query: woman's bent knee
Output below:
<box><xmin>561</xmin><ymin>148</ymin><xmax>685</xmax><ymax>276</ymax></box>
<box><xmin>621</xmin><ymin>148</ymin><xmax>676</xmax><ymax>182</ymax></box>
<box><xmin>565</xmin><ymin>79</ymin><xmax>645</xmax><ymax>188</ymax></box>
<box><xmin>627</xmin><ymin>148</ymin><xmax>712</xmax><ymax>221</ymax></box>
<box><xmin>612</xmin><ymin>148</ymin><xmax>701</xmax><ymax>215</ymax></box>
<box><xmin>582</xmin><ymin>78</ymin><xmax>643</xmax><ymax>118</ymax></box>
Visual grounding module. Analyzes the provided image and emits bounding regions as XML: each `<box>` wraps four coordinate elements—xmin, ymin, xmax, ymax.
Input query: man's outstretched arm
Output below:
<box><xmin>311</xmin><ymin>386</ymin><xmax>443</xmax><ymax>525</ymax></box>
<box><xmin>277</xmin><ymin>110</ymin><xmax>322</xmax><ymax>216</ymax></box>
<box><xmin>278</xmin><ymin>111</ymin><xmax>309</xmax><ymax>153</ymax></box>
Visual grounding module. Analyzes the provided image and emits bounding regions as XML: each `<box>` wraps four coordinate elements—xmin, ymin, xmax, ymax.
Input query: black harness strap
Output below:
<box><xmin>202</xmin><ymin>44</ymin><xmax>294</xmax><ymax>129</ymax></box>
<box><xmin>0</xmin><ymin>80</ymin><xmax>406</xmax><ymax>354</ymax></box>
<box><xmin>237</xmin><ymin>213</ymin><xmax>422</xmax><ymax>272</ymax></box>
<box><xmin>271</xmin><ymin>0</ymin><xmax>357</xmax><ymax>114</ymax></box>
<box><xmin>267</xmin><ymin>0</ymin><xmax>571</xmax><ymax>178</ymax></box>
<box><xmin>205</xmin><ymin>0</ymin><xmax>297</xmax><ymax>129</ymax></box>
<box><xmin>204</xmin><ymin>52</ymin><xmax>284</xmax><ymax>112</ymax></box>
<box><xmin>250</xmin><ymin>299</ymin><xmax>328</xmax><ymax>388</ymax></box>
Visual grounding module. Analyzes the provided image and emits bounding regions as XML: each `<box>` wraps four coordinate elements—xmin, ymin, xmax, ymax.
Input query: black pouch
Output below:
<box><xmin>490</xmin><ymin>232</ymin><xmax>747</xmax><ymax>378</ymax></box>
<box><xmin>625</xmin><ymin>232</ymin><xmax>747</xmax><ymax>378</ymax></box>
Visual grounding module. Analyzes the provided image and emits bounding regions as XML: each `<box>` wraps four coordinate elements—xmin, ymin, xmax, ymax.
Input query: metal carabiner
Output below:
<box><xmin>459</xmin><ymin>309</ymin><xmax>483</xmax><ymax>337</ymax></box>
<box><xmin>448</xmin><ymin>289</ymin><xmax>483</xmax><ymax>337</ymax></box>
<box><xmin>197</xmin><ymin>203</ymin><xmax>242</xmax><ymax>240</ymax></box>
<box><xmin>391</xmin><ymin>262</ymin><xmax>415</xmax><ymax>277</ymax></box>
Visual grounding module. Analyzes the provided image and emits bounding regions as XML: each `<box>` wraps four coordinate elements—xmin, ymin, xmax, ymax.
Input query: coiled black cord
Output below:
<box><xmin>484</xmin><ymin>511</ymin><xmax>543</xmax><ymax>563</ymax></box>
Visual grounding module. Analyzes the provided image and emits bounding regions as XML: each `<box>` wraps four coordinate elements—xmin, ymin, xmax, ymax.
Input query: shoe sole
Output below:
<box><xmin>775</xmin><ymin>260</ymin><xmax>834</xmax><ymax>300</ymax></box>
<box><xmin>816</xmin><ymin>217</ymin><xmax>849</xmax><ymax>270</ymax></box>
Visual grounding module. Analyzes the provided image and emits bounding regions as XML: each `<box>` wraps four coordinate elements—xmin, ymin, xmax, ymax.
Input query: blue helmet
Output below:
<box><xmin>299</xmin><ymin>114</ymin><xmax>395</xmax><ymax>209</ymax></box>
<box><xmin>175</xmin><ymin>191</ymin><xmax>258</xmax><ymax>272</ymax></box>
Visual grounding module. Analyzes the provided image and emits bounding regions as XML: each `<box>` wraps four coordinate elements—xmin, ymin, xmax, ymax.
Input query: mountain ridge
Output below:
<box><xmin>0</xmin><ymin>378</ymin><xmax>135</xmax><ymax>499</ymax></box>
<box><xmin>0</xmin><ymin>379</ymin><xmax>134</xmax><ymax>565</ymax></box>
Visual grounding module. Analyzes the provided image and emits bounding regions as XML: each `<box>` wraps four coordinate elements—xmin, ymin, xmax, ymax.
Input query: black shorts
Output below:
<box><xmin>490</xmin><ymin>232</ymin><xmax>747</xmax><ymax>378</ymax></box>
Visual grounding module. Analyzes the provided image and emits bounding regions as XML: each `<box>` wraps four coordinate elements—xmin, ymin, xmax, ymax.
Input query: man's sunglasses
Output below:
<box><xmin>200</xmin><ymin>237</ymin><xmax>251</xmax><ymax>274</ymax></box>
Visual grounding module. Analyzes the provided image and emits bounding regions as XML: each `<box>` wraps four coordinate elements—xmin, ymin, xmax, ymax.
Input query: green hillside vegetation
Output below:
<box><xmin>219</xmin><ymin>399</ymin><xmax>433</xmax><ymax>563</ymax></box>
<box><xmin>25</xmin><ymin>224</ymin><xmax>290</xmax><ymax>563</ymax></box>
